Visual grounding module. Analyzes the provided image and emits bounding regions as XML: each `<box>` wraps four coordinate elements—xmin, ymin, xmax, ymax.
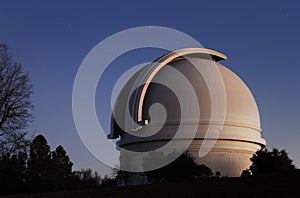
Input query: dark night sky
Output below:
<box><xmin>1</xmin><ymin>0</ymin><xmax>299</xmax><ymax>175</ymax></box>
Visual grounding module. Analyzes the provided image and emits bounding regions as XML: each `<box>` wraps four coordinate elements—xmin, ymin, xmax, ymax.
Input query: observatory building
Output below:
<box><xmin>109</xmin><ymin>48</ymin><xmax>266</xmax><ymax>178</ymax></box>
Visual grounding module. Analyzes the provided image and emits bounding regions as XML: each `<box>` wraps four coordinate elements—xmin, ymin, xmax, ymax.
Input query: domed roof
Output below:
<box><xmin>218</xmin><ymin>64</ymin><xmax>261</xmax><ymax>131</ymax></box>
<box><xmin>109</xmin><ymin>48</ymin><xmax>262</xmax><ymax>141</ymax></box>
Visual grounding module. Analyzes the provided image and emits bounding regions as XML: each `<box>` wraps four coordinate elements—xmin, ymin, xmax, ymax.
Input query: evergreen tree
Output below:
<box><xmin>27</xmin><ymin>135</ymin><xmax>51</xmax><ymax>191</ymax></box>
<box><xmin>50</xmin><ymin>145</ymin><xmax>73</xmax><ymax>190</ymax></box>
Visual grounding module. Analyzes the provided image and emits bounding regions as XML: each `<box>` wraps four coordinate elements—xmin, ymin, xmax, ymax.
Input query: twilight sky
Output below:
<box><xmin>1</xmin><ymin>1</ymin><xmax>300</xmax><ymax>175</ymax></box>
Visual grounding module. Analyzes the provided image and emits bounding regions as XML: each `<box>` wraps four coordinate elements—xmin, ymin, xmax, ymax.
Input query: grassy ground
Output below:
<box><xmin>3</xmin><ymin>173</ymin><xmax>300</xmax><ymax>198</ymax></box>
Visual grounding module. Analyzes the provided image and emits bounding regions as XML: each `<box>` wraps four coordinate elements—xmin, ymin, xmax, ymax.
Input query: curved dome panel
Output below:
<box><xmin>218</xmin><ymin>64</ymin><xmax>261</xmax><ymax>132</ymax></box>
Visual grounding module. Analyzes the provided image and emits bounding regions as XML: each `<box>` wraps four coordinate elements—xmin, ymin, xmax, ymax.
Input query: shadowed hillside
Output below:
<box><xmin>3</xmin><ymin>172</ymin><xmax>300</xmax><ymax>198</ymax></box>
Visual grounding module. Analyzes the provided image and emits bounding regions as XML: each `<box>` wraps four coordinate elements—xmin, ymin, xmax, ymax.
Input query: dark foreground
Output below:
<box><xmin>3</xmin><ymin>173</ymin><xmax>300</xmax><ymax>198</ymax></box>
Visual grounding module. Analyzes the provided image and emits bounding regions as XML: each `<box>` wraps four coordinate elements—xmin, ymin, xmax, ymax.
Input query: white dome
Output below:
<box><xmin>110</xmin><ymin>48</ymin><xmax>266</xmax><ymax>177</ymax></box>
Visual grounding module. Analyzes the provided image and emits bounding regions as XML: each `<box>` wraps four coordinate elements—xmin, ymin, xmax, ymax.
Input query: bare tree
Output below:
<box><xmin>0</xmin><ymin>44</ymin><xmax>33</xmax><ymax>154</ymax></box>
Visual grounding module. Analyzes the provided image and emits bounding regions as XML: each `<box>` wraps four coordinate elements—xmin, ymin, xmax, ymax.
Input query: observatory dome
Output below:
<box><xmin>109</xmin><ymin>48</ymin><xmax>266</xmax><ymax>177</ymax></box>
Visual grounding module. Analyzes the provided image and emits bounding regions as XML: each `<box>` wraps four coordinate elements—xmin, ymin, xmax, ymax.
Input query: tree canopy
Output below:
<box><xmin>245</xmin><ymin>148</ymin><xmax>296</xmax><ymax>176</ymax></box>
<box><xmin>143</xmin><ymin>151</ymin><xmax>213</xmax><ymax>183</ymax></box>
<box><xmin>0</xmin><ymin>44</ymin><xmax>33</xmax><ymax>154</ymax></box>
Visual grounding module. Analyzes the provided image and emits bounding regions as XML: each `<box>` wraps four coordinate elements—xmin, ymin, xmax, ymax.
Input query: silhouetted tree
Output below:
<box><xmin>0</xmin><ymin>133</ymin><xmax>105</xmax><ymax>194</ymax></box>
<box><xmin>27</xmin><ymin>135</ymin><xmax>51</xmax><ymax>191</ymax></box>
<box><xmin>241</xmin><ymin>169</ymin><xmax>251</xmax><ymax>177</ymax></box>
<box><xmin>249</xmin><ymin>148</ymin><xmax>296</xmax><ymax>176</ymax></box>
<box><xmin>49</xmin><ymin>145</ymin><xmax>73</xmax><ymax>190</ymax></box>
<box><xmin>71</xmin><ymin>169</ymin><xmax>101</xmax><ymax>189</ymax></box>
<box><xmin>0</xmin><ymin>151</ymin><xmax>28</xmax><ymax>194</ymax></box>
<box><xmin>196</xmin><ymin>164</ymin><xmax>213</xmax><ymax>178</ymax></box>
<box><xmin>0</xmin><ymin>44</ymin><xmax>33</xmax><ymax>155</ymax></box>
<box><xmin>144</xmin><ymin>151</ymin><xmax>212</xmax><ymax>183</ymax></box>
